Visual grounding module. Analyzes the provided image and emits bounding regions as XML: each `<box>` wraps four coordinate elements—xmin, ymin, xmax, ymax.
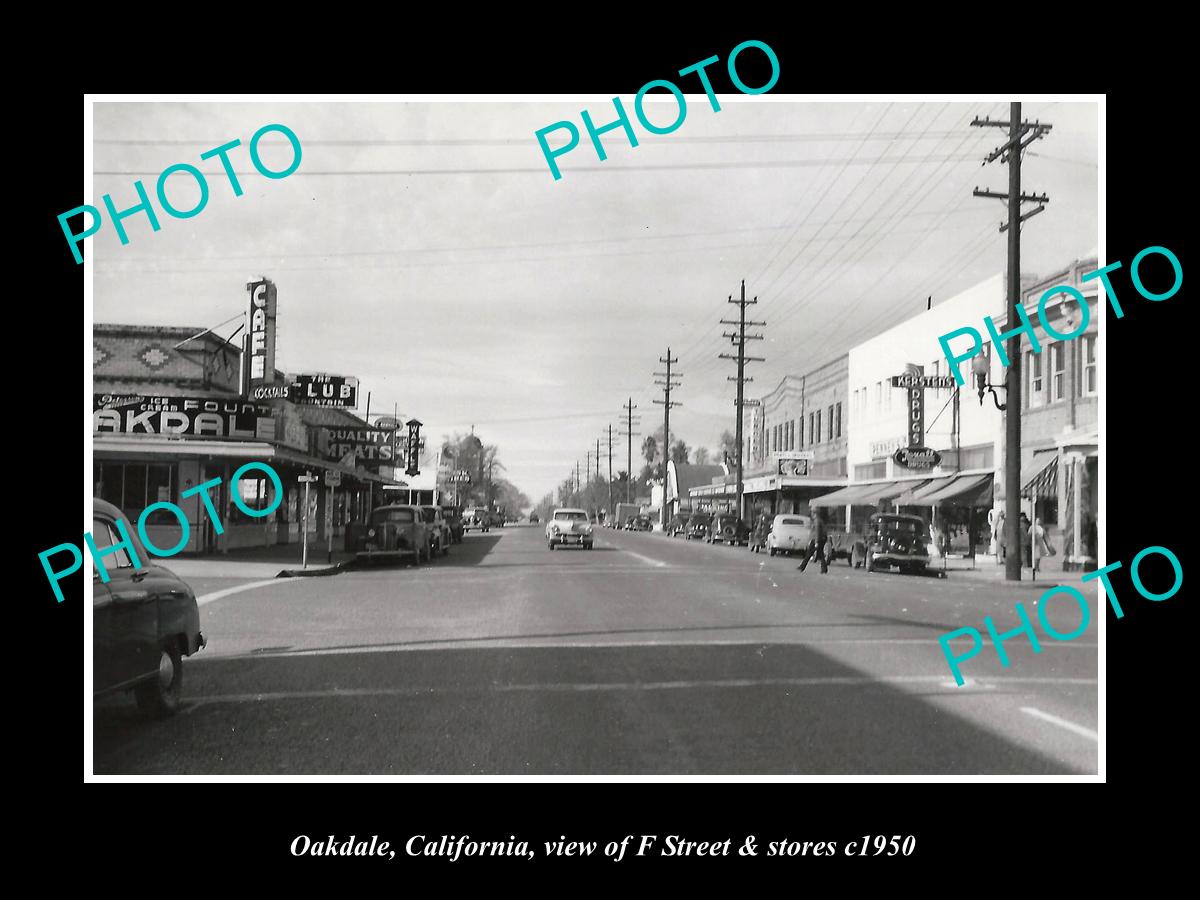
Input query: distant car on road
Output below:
<box><xmin>462</xmin><ymin>507</ymin><xmax>490</xmax><ymax>533</ymax></box>
<box><xmin>707</xmin><ymin>512</ymin><xmax>750</xmax><ymax>546</ymax></box>
<box><xmin>666</xmin><ymin>512</ymin><xmax>691</xmax><ymax>537</ymax></box>
<box><xmin>419</xmin><ymin>505</ymin><xmax>453</xmax><ymax>557</ymax></box>
<box><xmin>359</xmin><ymin>504</ymin><xmax>431</xmax><ymax>563</ymax></box>
<box><xmin>860</xmin><ymin>513</ymin><xmax>931</xmax><ymax>574</ymax></box>
<box><xmin>489</xmin><ymin>510</ymin><xmax>505</xmax><ymax>529</ymax></box>
<box><xmin>93</xmin><ymin>498</ymin><xmax>206</xmax><ymax>717</ymax></box>
<box><xmin>767</xmin><ymin>514</ymin><xmax>814</xmax><ymax>557</ymax></box>
<box><xmin>528</xmin><ymin>512</ymin><xmax>540</xmax><ymax>525</ymax></box>
<box><xmin>685</xmin><ymin>511</ymin><xmax>712</xmax><ymax>540</ymax></box>
<box><xmin>546</xmin><ymin>508</ymin><xmax>594</xmax><ymax>549</ymax></box>
<box><xmin>628</xmin><ymin>514</ymin><xmax>653</xmax><ymax>532</ymax></box>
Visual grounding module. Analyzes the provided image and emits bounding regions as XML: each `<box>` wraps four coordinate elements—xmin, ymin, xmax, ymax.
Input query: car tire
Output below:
<box><xmin>134</xmin><ymin>641</ymin><xmax>183</xmax><ymax>717</ymax></box>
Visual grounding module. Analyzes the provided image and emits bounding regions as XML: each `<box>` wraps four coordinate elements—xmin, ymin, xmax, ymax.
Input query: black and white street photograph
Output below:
<box><xmin>81</xmin><ymin>94</ymin><xmax>1104</xmax><ymax>777</ymax></box>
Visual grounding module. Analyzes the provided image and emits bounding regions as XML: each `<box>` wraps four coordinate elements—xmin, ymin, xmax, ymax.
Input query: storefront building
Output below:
<box><xmin>93</xmin><ymin>323</ymin><xmax>389</xmax><ymax>554</ymax></box>
<box><xmin>995</xmin><ymin>256</ymin><xmax>1099</xmax><ymax>570</ymax></box>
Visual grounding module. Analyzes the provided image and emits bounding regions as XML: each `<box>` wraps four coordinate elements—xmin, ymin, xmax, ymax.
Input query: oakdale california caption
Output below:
<box><xmin>83</xmin><ymin>89</ymin><xmax>1108</xmax><ymax>776</ymax></box>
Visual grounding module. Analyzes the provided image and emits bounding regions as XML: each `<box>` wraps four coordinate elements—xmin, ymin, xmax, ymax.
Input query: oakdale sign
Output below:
<box><xmin>93</xmin><ymin>395</ymin><xmax>276</xmax><ymax>439</ymax></box>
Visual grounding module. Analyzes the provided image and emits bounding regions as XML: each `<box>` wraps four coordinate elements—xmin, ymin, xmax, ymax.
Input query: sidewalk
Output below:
<box><xmin>165</xmin><ymin>544</ymin><xmax>357</xmax><ymax>579</ymax></box>
<box><xmin>934</xmin><ymin>552</ymin><xmax>1085</xmax><ymax>588</ymax></box>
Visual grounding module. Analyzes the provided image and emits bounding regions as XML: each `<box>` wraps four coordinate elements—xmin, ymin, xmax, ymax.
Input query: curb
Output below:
<box><xmin>276</xmin><ymin>561</ymin><xmax>354</xmax><ymax>578</ymax></box>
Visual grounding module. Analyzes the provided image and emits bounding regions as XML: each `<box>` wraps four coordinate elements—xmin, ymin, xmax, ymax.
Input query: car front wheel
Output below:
<box><xmin>134</xmin><ymin>641</ymin><xmax>183</xmax><ymax>717</ymax></box>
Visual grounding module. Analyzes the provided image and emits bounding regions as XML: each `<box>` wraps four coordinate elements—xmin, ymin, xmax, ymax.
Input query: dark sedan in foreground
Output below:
<box><xmin>93</xmin><ymin>498</ymin><xmax>205</xmax><ymax>717</ymax></box>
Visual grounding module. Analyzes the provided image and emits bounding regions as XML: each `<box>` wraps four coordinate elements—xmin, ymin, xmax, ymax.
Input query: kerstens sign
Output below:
<box><xmin>93</xmin><ymin>395</ymin><xmax>276</xmax><ymax>439</ymax></box>
<box><xmin>293</xmin><ymin>374</ymin><xmax>358</xmax><ymax>408</ymax></box>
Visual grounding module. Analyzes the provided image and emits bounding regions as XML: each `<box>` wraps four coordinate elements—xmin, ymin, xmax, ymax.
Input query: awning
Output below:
<box><xmin>893</xmin><ymin>477</ymin><xmax>952</xmax><ymax>505</ymax></box>
<box><xmin>810</xmin><ymin>481</ymin><xmax>895</xmax><ymax>507</ymax></box>
<box><xmin>921</xmin><ymin>473</ymin><xmax>994</xmax><ymax>506</ymax></box>
<box><xmin>1021</xmin><ymin>457</ymin><xmax>1058</xmax><ymax>499</ymax></box>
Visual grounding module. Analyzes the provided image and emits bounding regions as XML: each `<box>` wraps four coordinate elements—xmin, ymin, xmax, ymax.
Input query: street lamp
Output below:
<box><xmin>972</xmin><ymin>354</ymin><xmax>1007</xmax><ymax>410</ymax></box>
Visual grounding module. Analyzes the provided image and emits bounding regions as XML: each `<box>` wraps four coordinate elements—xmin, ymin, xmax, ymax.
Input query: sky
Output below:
<box><xmin>91</xmin><ymin>98</ymin><xmax>1098</xmax><ymax>506</ymax></box>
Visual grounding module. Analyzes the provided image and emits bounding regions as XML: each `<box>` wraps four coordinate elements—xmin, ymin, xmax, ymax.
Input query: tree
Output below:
<box><xmin>719</xmin><ymin>430</ymin><xmax>739</xmax><ymax>466</ymax></box>
<box><xmin>693</xmin><ymin>446</ymin><xmax>710</xmax><ymax>465</ymax></box>
<box><xmin>669</xmin><ymin>439</ymin><xmax>690</xmax><ymax>465</ymax></box>
<box><xmin>641</xmin><ymin>435</ymin><xmax>659</xmax><ymax>464</ymax></box>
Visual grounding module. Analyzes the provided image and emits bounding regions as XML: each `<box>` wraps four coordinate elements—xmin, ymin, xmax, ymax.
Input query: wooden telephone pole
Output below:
<box><xmin>719</xmin><ymin>280</ymin><xmax>765</xmax><ymax>519</ymax></box>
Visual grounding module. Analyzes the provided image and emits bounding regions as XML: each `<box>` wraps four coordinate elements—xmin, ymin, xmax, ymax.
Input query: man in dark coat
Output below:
<box><xmin>799</xmin><ymin>510</ymin><xmax>829</xmax><ymax>574</ymax></box>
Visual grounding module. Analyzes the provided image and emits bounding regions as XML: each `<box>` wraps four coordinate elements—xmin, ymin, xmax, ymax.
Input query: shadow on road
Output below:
<box><xmin>93</xmin><ymin>642</ymin><xmax>1090</xmax><ymax>775</ymax></box>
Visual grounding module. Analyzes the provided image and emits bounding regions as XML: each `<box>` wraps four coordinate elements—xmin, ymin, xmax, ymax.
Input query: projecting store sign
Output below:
<box><xmin>93</xmin><ymin>395</ymin><xmax>276</xmax><ymax>440</ymax></box>
<box><xmin>245</xmin><ymin>278</ymin><xmax>278</xmax><ymax>392</ymax></box>
<box><xmin>292</xmin><ymin>374</ymin><xmax>359</xmax><ymax>408</ymax></box>
<box><xmin>893</xmin><ymin>446</ymin><xmax>941</xmax><ymax>470</ymax></box>
<box><xmin>776</xmin><ymin>451</ymin><xmax>814</xmax><ymax>477</ymax></box>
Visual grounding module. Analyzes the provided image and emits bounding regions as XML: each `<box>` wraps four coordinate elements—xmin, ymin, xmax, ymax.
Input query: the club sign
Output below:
<box><xmin>292</xmin><ymin>374</ymin><xmax>358</xmax><ymax>408</ymax></box>
<box><xmin>893</xmin><ymin>446</ymin><xmax>941</xmax><ymax>470</ymax></box>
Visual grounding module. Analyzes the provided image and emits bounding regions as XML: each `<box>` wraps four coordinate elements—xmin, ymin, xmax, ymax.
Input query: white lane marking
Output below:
<box><xmin>196</xmin><ymin>578</ymin><xmax>306</xmax><ymax>606</ymax></box>
<box><xmin>187</xmin><ymin>675</ymin><xmax>1099</xmax><ymax>705</ymax></box>
<box><xmin>204</xmin><ymin>637</ymin><xmax>1098</xmax><ymax>659</ymax></box>
<box><xmin>1020</xmin><ymin>707</ymin><xmax>1099</xmax><ymax>742</ymax></box>
<box><xmin>620</xmin><ymin>550</ymin><xmax>669</xmax><ymax>568</ymax></box>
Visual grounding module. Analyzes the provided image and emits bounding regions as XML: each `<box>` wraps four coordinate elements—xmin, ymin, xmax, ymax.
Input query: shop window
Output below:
<box><xmin>98</xmin><ymin>463</ymin><xmax>123</xmax><ymax>509</ymax></box>
<box><xmin>1080</xmin><ymin>334</ymin><xmax>1097</xmax><ymax>396</ymax></box>
<box><xmin>1026</xmin><ymin>351</ymin><xmax>1044</xmax><ymax>409</ymax></box>
<box><xmin>1050</xmin><ymin>342</ymin><xmax>1066</xmax><ymax>402</ymax></box>
<box><xmin>146</xmin><ymin>464</ymin><xmax>173</xmax><ymax>506</ymax></box>
<box><xmin>124</xmin><ymin>464</ymin><xmax>148</xmax><ymax>513</ymax></box>
<box><xmin>229</xmin><ymin>473</ymin><xmax>277</xmax><ymax>524</ymax></box>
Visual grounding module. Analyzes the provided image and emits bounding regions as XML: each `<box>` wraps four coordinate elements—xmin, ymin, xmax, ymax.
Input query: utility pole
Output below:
<box><xmin>619</xmin><ymin>398</ymin><xmax>641</xmax><ymax>504</ymax></box>
<box><xmin>653</xmin><ymin>349</ymin><xmax>682</xmax><ymax>529</ymax></box>
<box><xmin>720</xmin><ymin>280</ymin><xmax>765</xmax><ymax>519</ymax></box>
<box><xmin>575</xmin><ymin>460</ymin><xmax>580</xmax><ymax>504</ymax></box>
<box><xmin>972</xmin><ymin>103</ymin><xmax>1052</xmax><ymax>582</ymax></box>
<box><xmin>606</xmin><ymin>424</ymin><xmax>614</xmax><ymax>520</ymax></box>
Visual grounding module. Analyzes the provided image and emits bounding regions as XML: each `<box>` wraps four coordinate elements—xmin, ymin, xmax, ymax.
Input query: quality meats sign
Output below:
<box><xmin>319</xmin><ymin>426</ymin><xmax>397</xmax><ymax>465</ymax></box>
<box><xmin>93</xmin><ymin>395</ymin><xmax>276</xmax><ymax>440</ymax></box>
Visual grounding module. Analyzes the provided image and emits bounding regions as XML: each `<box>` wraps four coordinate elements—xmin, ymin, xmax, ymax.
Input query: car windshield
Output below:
<box><xmin>375</xmin><ymin>508</ymin><xmax>414</xmax><ymax>524</ymax></box>
<box><xmin>420</xmin><ymin>508</ymin><xmax>437</xmax><ymax>522</ymax></box>
<box><xmin>555</xmin><ymin>511</ymin><xmax>587</xmax><ymax>521</ymax></box>
<box><xmin>692</xmin><ymin>515</ymin><xmax>711</xmax><ymax>524</ymax></box>
<box><xmin>881</xmin><ymin>519</ymin><xmax>922</xmax><ymax>535</ymax></box>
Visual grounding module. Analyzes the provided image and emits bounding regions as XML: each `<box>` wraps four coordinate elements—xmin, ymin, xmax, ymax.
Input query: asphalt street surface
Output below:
<box><xmin>93</xmin><ymin>525</ymin><xmax>1098</xmax><ymax>774</ymax></box>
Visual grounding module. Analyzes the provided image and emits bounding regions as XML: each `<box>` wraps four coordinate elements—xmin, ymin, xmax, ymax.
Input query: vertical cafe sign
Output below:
<box><xmin>245</xmin><ymin>277</ymin><xmax>278</xmax><ymax>394</ymax></box>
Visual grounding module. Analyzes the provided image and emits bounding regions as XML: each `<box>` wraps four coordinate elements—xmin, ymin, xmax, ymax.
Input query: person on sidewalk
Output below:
<box><xmin>799</xmin><ymin>512</ymin><xmax>829</xmax><ymax>574</ymax></box>
<box><xmin>1019</xmin><ymin>512</ymin><xmax>1033</xmax><ymax>568</ymax></box>
<box><xmin>993</xmin><ymin>508</ymin><xmax>1007</xmax><ymax>564</ymax></box>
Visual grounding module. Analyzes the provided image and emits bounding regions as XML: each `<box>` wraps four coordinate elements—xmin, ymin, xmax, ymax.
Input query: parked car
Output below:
<box><xmin>93</xmin><ymin>498</ymin><xmax>206</xmax><ymax>717</ymax></box>
<box><xmin>546</xmin><ymin>508</ymin><xmax>594</xmax><ymax>550</ymax></box>
<box><xmin>358</xmin><ymin>504</ymin><xmax>431</xmax><ymax>563</ymax></box>
<box><xmin>462</xmin><ymin>506</ymin><xmax>490</xmax><ymax>533</ymax></box>
<box><xmin>489</xmin><ymin>510</ymin><xmax>506</xmax><ymax>529</ymax></box>
<box><xmin>707</xmin><ymin>512</ymin><xmax>750</xmax><ymax>546</ymax></box>
<box><xmin>440</xmin><ymin>505</ymin><xmax>464</xmax><ymax>543</ymax></box>
<box><xmin>857</xmin><ymin>513</ymin><xmax>931</xmax><ymax>574</ymax></box>
<box><xmin>685</xmin><ymin>511</ymin><xmax>712</xmax><ymax>540</ymax></box>
<box><xmin>665</xmin><ymin>512</ymin><xmax>691</xmax><ymax>537</ymax></box>
<box><xmin>529</xmin><ymin>513</ymin><xmax>540</xmax><ymax>525</ymax></box>
<box><xmin>628</xmin><ymin>514</ymin><xmax>653</xmax><ymax>532</ymax></box>
<box><xmin>419</xmin><ymin>505</ymin><xmax>453</xmax><ymax>556</ymax></box>
<box><xmin>767</xmin><ymin>514</ymin><xmax>815</xmax><ymax>557</ymax></box>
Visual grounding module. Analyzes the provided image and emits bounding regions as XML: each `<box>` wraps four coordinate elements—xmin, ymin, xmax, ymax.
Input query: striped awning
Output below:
<box><xmin>1022</xmin><ymin>457</ymin><xmax>1058</xmax><ymax>498</ymax></box>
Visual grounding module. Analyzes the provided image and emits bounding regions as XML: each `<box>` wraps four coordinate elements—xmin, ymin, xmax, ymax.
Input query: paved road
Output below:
<box><xmin>93</xmin><ymin>525</ymin><xmax>1098</xmax><ymax>774</ymax></box>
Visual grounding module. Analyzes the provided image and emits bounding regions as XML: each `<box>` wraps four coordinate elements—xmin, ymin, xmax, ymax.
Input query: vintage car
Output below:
<box><xmin>93</xmin><ymin>498</ymin><xmax>206</xmax><ymax>717</ymax></box>
<box><xmin>419</xmin><ymin>505</ymin><xmax>453</xmax><ymax>556</ymax></box>
<box><xmin>707</xmin><ymin>513</ymin><xmax>750</xmax><ymax>546</ymax></box>
<box><xmin>439</xmin><ymin>505</ymin><xmax>464</xmax><ymax>543</ymax></box>
<box><xmin>489</xmin><ymin>510</ymin><xmax>506</xmax><ymax>529</ymax></box>
<box><xmin>665</xmin><ymin>512</ymin><xmax>691</xmax><ymax>537</ymax></box>
<box><xmin>857</xmin><ymin>513</ymin><xmax>931</xmax><ymax>574</ymax></box>
<box><xmin>528</xmin><ymin>512</ymin><xmax>540</xmax><ymax>525</ymax></box>
<box><xmin>358</xmin><ymin>504</ymin><xmax>432</xmax><ymax>563</ymax></box>
<box><xmin>546</xmin><ymin>508</ymin><xmax>593</xmax><ymax>549</ymax></box>
<box><xmin>685</xmin><ymin>511</ymin><xmax>713</xmax><ymax>540</ymax></box>
<box><xmin>461</xmin><ymin>506</ymin><xmax>490</xmax><ymax>533</ymax></box>
<box><xmin>628</xmin><ymin>514</ymin><xmax>654</xmax><ymax>532</ymax></box>
<box><xmin>767</xmin><ymin>514</ymin><xmax>815</xmax><ymax>557</ymax></box>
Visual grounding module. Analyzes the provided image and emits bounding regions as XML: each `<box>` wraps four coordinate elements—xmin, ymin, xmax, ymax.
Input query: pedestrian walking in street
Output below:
<box><xmin>799</xmin><ymin>512</ymin><xmax>829</xmax><ymax>574</ymax></box>
<box><xmin>750</xmin><ymin>511</ymin><xmax>770</xmax><ymax>553</ymax></box>
<box><xmin>993</xmin><ymin>508</ymin><xmax>1007</xmax><ymax>564</ymax></box>
<box><xmin>1019</xmin><ymin>512</ymin><xmax>1032</xmax><ymax>568</ymax></box>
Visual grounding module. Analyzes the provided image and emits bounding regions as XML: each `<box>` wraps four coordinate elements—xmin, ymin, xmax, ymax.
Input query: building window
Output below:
<box><xmin>835</xmin><ymin>402</ymin><xmax>842</xmax><ymax>438</ymax></box>
<box><xmin>1079</xmin><ymin>334</ymin><xmax>1097</xmax><ymax>396</ymax></box>
<box><xmin>798</xmin><ymin>416</ymin><xmax>804</xmax><ymax>448</ymax></box>
<box><xmin>815</xmin><ymin>410</ymin><xmax>822</xmax><ymax>444</ymax></box>
<box><xmin>875</xmin><ymin>381</ymin><xmax>882</xmax><ymax>411</ymax></box>
<box><xmin>827</xmin><ymin>405</ymin><xmax>834</xmax><ymax>440</ymax></box>
<box><xmin>1027</xmin><ymin>351</ymin><xmax>1044</xmax><ymax>409</ymax></box>
<box><xmin>808</xmin><ymin>412</ymin><xmax>815</xmax><ymax>445</ymax></box>
<box><xmin>1051</xmin><ymin>342</ymin><xmax>1066</xmax><ymax>402</ymax></box>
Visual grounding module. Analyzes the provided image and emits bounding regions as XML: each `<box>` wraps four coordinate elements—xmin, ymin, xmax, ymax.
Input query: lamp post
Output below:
<box><xmin>971</xmin><ymin>354</ymin><xmax>1007</xmax><ymax>410</ymax></box>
